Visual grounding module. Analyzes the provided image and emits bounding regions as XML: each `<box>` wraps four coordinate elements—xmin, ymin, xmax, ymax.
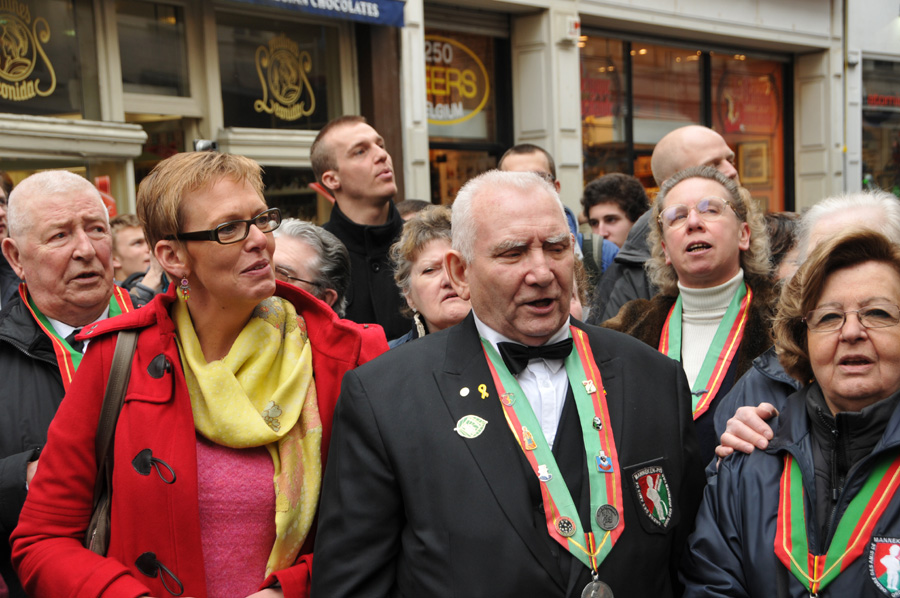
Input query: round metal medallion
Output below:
<box><xmin>581</xmin><ymin>580</ymin><xmax>613</xmax><ymax>598</ymax></box>
<box><xmin>555</xmin><ymin>516</ymin><xmax>577</xmax><ymax>537</ymax></box>
<box><xmin>595</xmin><ymin>504</ymin><xmax>619</xmax><ymax>531</ymax></box>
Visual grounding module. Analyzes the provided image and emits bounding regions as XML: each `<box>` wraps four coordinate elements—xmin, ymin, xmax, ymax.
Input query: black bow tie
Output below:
<box><xmin>497</xmin><ymin>338</ymin><xmax>573</xmax><ymax>376</ymax></box>
<box><xmin>64</xmin><ymin>328</ymin><xmax>84</xmax><ymax>353</ymax></box>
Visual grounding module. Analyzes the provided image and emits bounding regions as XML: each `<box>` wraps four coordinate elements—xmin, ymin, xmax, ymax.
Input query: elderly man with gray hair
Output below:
<box><xmin>0</xmin><ymin>170</ymin><xmax>133</xmax><ymax>597</ymax></box>
<box><xmin>273</xmin><ymin>218</ymin><xmax>351</xmax><ymax>317</ymax></box>
<box><xmin>715</xmin><ymin>189</ymin><xmax>900</xmax><ymax>461</ymax></box>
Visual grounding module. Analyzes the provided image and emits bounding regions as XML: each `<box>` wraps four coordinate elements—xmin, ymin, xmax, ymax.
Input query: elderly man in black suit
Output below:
<box><xmin>311</xmin><ymin>170</ymin><xmax>705</xmax><ymax>598</ymax></box>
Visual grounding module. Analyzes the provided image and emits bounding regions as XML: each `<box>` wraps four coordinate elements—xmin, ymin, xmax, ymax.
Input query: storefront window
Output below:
<box><xmin>216</xmin><ymin>12</ymin><xmax>341</xmax><ymax>130</ymax></box>
<box><xmin>425</xmin><ymin>27</ymin><xmax>509</xmax><ymax>204</ymax></box>
<box><xmin>863</xmin><ymin>59</ymin><xmax>900</xmax><ymax>197</ymax></box>
<box><xmin>712</xmin><ymin>53</ymin><xmax>785</xmax><ymax>212</ymax></box>
<box><xmin>581</xmin><ymin>38</ymin><xmax>627</xmax><ymax>184</ymax></box>
<box><xmin>117</xmin><ymin>1</ymin><xmax>189</xmax><ymax>96</ymax></box>
<box><xmin>0</xmin><ymin>0</ymin><xmax>96</xmax><ymax>117</ymax></box>
<box><xmin>580</xmin><ymin>34</ymin><xmax>789</xmax><ymax>210</ymax></box>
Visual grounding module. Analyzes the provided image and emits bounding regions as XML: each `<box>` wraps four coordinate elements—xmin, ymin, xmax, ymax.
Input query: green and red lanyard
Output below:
<box><xmin>658</xmin><ymin>281</ymin><xmax>752</xmax><ymax>419</ymax></box>
<box><xmin>19</xmin><ymin>283</ymin><xmax>133</xmax><ymax>391</ymax></box>
<box><xmin>481</xmin><ymin>326</ymin><xmax>624</xmax><ymax>572</ymax></box>
<box><xmin>775</xmin><ymin>451</ymin><xmax>900</xmax><ymax>595</ymax></box>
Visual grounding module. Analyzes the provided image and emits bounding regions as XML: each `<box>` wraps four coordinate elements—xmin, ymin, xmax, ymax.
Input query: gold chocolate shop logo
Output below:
<box><xmin>254</xmin><ymin>34</ymin><xmax>315</xmax><ymax>122</ymax></box>
<box><xmin>0</xmin><ymin>0</ymin><xmax>56</xmax><ymax>101</ymax></box>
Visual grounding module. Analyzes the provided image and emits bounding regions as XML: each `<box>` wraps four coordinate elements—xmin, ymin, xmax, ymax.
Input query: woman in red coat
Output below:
<box><xmin>11</xmin><ymin>151</ymin><xmax>386</xmax><ymax>598</ymax></box>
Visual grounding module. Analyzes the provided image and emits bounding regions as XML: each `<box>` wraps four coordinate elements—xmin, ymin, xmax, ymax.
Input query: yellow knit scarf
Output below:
<box><xmin>173</xmin><ymin>297</ymin><xmax>322</xmax><ymax>577</ymax></box>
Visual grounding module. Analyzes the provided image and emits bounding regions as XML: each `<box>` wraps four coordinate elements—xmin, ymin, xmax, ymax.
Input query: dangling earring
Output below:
<box><xmin>413</xmin><ymin>311</ymin><xmax>426</xmax><ymax>338</ymax></box>
<box><xmin>178</xmin><ymin>275</ymin><xmax>191</xmax><ymax>301</ymax></box>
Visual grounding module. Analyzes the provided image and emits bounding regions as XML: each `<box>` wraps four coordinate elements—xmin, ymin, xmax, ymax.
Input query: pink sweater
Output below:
<box><xmin>196</xmin><ymin>435</ymin><xmax>275</xmax><ymax>598</ymax></box>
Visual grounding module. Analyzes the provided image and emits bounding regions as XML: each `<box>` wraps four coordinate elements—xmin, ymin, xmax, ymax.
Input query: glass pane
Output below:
<box><xmin>263</xmin><ymin>166</ymin><xmax>319</xmax><ymax>222</ymax></box>
<box><xmin>631</xmin><ymin>44</ymin><xmax>702</xmax><ymax>144</ymax></box>
<box><xmin>711</xmin><ymin>53</ymin><xmax>785</xmax><ymax>211</ymax></box>
<box><xmin>863</xmin><ymin>60</ymin><xmax>900</xmax><ymax>197</ymax></box>
<box><xmin>217</xmin><ymin>12</ymin><xmax>340</xmax><ymax>130</ymax></box>
<box><xmin>429</xmin><ymin>149</ymin><xmax>497</xmax><ymax>204</ymax></box>
<box><xmin>0</xmin><ymin>0</ymin><xmax>88</xmax><ymax>116</ymax></box>
<box><xmin>580</xmin><ymin>36</ymin><xmax>628</xmax><ymax>186</ymax></box>
<box><xmin>117</xmin><ymin>1</ymin><xmax>189</xmax><ymax>96</ymax></box>
<box><xmin>425</xmin><ymin>29</ymin><xmax>497</xmax><ymax>143</ymax></box>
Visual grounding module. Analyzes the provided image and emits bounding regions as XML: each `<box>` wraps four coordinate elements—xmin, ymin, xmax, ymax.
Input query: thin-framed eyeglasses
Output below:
<box><xmin>274</xmin><ymin>266</ymin><xmax>321</xmax><ymax>288</ymax></box>
<box><xmin>170</xmin><ymin>208</ymin><xmax>281</xmax><ymax>245</ymax></box>
<box><xmin>803</xmin><ymin>304</ymin><xmax>900</xmax><ymax>333</ymax></box>
<box><xmin>658</xmin><ymin>197</ymin><xmax>734</xmax><ymax>230</ymax></box>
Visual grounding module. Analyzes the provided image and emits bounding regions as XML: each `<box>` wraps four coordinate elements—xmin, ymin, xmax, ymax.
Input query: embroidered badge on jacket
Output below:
<box><xmin>870</xmin><ymin>537</ymin><xmax>900</xmax><ymax>597</ymax></box>
<box><xmin>632</xmin><ymin>466</ymin><xmax>672</xmax><ymax>528</ymax></box>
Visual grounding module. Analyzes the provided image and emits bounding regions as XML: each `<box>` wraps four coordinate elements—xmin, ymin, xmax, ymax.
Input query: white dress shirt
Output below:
<box><xmin>48</xmin><ymin>306</ymin><xmax>110</xmax><ymax>353</ymax></box>
<box><xmin>474</xmin><ymin>313</ymin><xmax>571</xmax><ymax>448</ymax></box>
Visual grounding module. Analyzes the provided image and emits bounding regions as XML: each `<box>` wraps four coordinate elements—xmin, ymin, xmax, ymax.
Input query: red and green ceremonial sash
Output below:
<box><xmin>20</xmin><ymin>283</ymin><xmax>133</xmax><ymax>391</ymax></box>
<box><xmin>481</xmin><ymin>326</ymin><xmax>624</xmax><ymax>573</ymax></box>
<box><xmin>658</xmin><ymin>282</ymin><xmax>752</xmax><ymax>419</ymax></box>
<box><xmin>775</xmin><ymin>452</ymin><xmax>900</xmax><ymax>594</ymax></box>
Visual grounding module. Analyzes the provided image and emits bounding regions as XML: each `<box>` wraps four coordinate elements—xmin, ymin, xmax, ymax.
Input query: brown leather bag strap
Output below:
<box><xmin>91</xmin><ymin>330</ymin><xmax>138</xmax><ymax>504</ymax></box>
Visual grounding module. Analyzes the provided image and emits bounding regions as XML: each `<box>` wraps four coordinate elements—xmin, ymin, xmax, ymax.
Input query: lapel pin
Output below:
<box><xmin>454</xmin><ymin>415</ymin><xmax>487</xmax><ymax>438</ymax></box>
<box><xmin>459</xmin><ymin>387</ymin><xmax>470</xmax><ymax>397</ymax></box>
<box><xmin>522</xmin><ymin>426</ymin><xmax>537</xmax><ymax>450</ymax></box>
<box><xmin>478</xmin><ymin>384</ymin><xmax>489</xmax><ymax>399</ymax></box>
<box><xmin>582</xmin><ymin>379</ymin><xmax>597</xmax><ymax>394</ymax></box>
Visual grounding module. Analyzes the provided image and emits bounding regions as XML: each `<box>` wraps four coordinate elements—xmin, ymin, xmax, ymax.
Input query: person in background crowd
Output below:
<box><xmin>603</xmin><ymin>166</ymin><xmax>772</xmax><ymax>463</ymax></box>
<box><xmin>273</xmin><ymin>218</ymin><xmax>388</xmax><ymax>361</ymax></box>
<box><xmin>311</xmin><ymin>170</ymin><xmax>704</xmax><ymax>598</ymax></box>
<box><xmin>273</xmin><ymin>218</ymin><xmax>351</xmax><ymax>317</ymax></box>
<box><xmin>0</xmin><ymin>170</ymin><xmax>133</xmax><ymax>598</ymax></box>
<box><xmin>764</xmin><ymin>211</ymin><xmax>800</xmax><ymax>281</ymax></box>
<box><xmin>0</xmin><ymin>171</ymin><xmax>20</xmax><ymax>308</ymax></box>
<box><xmin>589</xmin><ymin>125</ymin><xmax>740</xmax><ymax>324</ymax></box>
<box><xmin>683</xmin><ymin>230</ymin><xmax>900</xmax><ymax>597</ymax></box>
<box><xmin>110</xmin><ymin>213</ymin><xmax>151</xmax><ymax>284</ymax></box>
<box><xmin>388</xmin><ymin>205</ymin><xmax>470</xmax><ymax>347</ymax></box>
<box><xmin>312</xmin><ymin>115</ymin><xmax>410</xmax><ymax>339</ymax></box>
<box><xmin>395</xmin><ymin>199</ymin><xmax>432</xmax><ymax>221</ymax></box>
<box><xmin>582</xmin><ymin>173</ymin><xmax>649</xmax><ymax>249</ymax></box>
<box><xmin>11</xmin><ymin>152</ymin><xmax>382</xmax><ymax>598</ymax></box>
<box><xmin>714</xmin><ymin>190</ymin><xmax>900</xmax><ymax>462</ymax></box>
<box><xmin>570</xmin><ymin>257</ymin><xmax>590</xmax><ymax>321</ymax></box>
<box><xmin>580</xmin><ymin>173</ymin><xmax>649</xmax><ymax>288</ymax></box>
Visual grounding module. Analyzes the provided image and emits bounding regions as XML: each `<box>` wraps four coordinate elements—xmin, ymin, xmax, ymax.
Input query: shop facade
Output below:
<box><xmin>0</xmin><ymin>0</ymin><xmax>403</xmax><ymax>220</ymax></box>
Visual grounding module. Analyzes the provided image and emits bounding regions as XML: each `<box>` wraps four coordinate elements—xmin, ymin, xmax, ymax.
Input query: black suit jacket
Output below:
<box><xmin>311</xmin><ymin>314</ymin><xmax>705</xmax><ymax>598</ymax></box>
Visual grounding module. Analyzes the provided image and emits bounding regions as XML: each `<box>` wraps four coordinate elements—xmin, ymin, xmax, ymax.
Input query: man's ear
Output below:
<box><xmin>322</xmin><ymin>288</ymin><xmax>339</xmax><ymax>308</ymax></box>
<box><xmin>111</xmin><ymin>252</ymin><xmax>123</xmax><ymax>271</ymax></box>
<box><xmin>321</xmin><ymin>169</ymin><xmax>341</xmax><ymax>193</ymax></box>
<box><xmin>154</xmin><ymin>239</ymin><xmax>189</xmax><ymax>279</ymax></box>
<box><xmin>1</xmin><ymin>237</ymin><xmax>25</xmax><ymax>280</ymax></box>
<box><xmin>445</xmin><ymin>249</ymin><xmax>471</xmax><ymax>301</ymax></box>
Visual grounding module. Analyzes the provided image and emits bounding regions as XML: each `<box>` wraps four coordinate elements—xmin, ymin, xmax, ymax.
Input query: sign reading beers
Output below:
<box><xmin>425</xmin><ymin>32</ymin><xmax>491</xmax><ymax>133</ymax></box>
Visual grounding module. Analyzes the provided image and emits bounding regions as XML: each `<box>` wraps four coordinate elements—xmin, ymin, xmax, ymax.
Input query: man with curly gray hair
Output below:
<box><xmin>604</xmin><ymin>165</ymin><xmax>774</xmax><ymax>463</ymax></box>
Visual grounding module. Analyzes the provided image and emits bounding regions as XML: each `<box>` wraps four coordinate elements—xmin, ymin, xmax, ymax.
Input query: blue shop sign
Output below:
<box><xmin>229</xmin><ymin>0</ymin><xmax>405</xmax><ymax>27</ymax></box>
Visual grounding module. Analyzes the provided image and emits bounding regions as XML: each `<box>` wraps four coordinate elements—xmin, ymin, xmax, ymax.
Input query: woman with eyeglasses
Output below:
<box><xmin>682</xmin><ymin>230</ymin><xmax>900</xmax><ymax>597</ymax></box>
<box><xmin>11</xmin><ymin>152</ymin><xmax>383</xmax><ymax>598</ymax></box>
<box><xmin>603</xmin><ymin>165</ymin><xmax>774</xmax><ymax>462</ymax></box>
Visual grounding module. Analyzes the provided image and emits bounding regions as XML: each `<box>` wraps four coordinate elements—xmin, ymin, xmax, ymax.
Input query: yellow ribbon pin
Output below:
<box><xmin>478</xmin><ymin>384</ymin><xmax>489</xmax><ymax>399</ymax></box>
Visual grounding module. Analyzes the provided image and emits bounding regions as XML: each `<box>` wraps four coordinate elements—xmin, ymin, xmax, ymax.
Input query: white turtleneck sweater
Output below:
<box><xmin>677</xmin><ymin>269</ymin><xmax>745</xmax><ymax>389</ymax></box>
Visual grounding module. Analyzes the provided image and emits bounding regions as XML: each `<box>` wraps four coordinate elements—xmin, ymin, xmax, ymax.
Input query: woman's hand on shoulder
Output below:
<box><xmin>715</xmin><ymin>402</ymin><xmax>779</xmax><ymax>461</ymax></box>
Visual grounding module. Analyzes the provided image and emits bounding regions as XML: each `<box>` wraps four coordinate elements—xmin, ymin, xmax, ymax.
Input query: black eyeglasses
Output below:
<box><xmin>274</xmin><ymin>266</ymin><xmax>321</xmax><ymax>288</ymax></box>
<box><xmin>170</xmin><ymin>208</ymin><xmax>281</xmax><ymax>245</ymax></box>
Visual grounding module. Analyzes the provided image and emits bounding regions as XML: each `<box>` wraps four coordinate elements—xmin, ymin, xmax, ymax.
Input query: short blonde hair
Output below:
<box><xmin>136</xmin><ymin>152</ymin><xmax>265</xmax><ymax>250</ymax></box>
<box><xmin>391</xmin><ymin>205</ymin><xmax>451</xmax><ymax>317</ymax></box>
<box><xmin>774</xmin><ymin>230</ymin><xmax>900</xmax><ymax>383</ymax></box>
<box><xmin>647</xmin><ymin>166</ymin><xmax>770</xmax><ymax>295</ymax></box>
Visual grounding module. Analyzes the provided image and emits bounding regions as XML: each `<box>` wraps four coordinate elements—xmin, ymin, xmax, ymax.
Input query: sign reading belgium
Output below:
<box><xmin>425</xmin><ymin>35</ymin><xmax>489</xmax><ymax>126</ymax></box>
<box><xmin>0</xmin><ymin>0</ymin><xmax>57</xmax><ymax>102</ymax></box>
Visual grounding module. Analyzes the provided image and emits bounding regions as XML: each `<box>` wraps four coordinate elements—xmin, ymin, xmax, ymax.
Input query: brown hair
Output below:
<box><xmin>110</xmin><ymin>214</ymin><xmax>142</xmax><ymax>252</ymax></box>
<box><xmin>136</xmin><ymin>152</ymin><xmax>264</xmax><ymax>250</ymax></box>
<box><xmin>774</xmin><ymin>230</ymin><xmax>900</xmax><ymax>382</ymax></box>
<box><xmin>390</xmin><ymin>205</ymin><xmax>452</xmax><ymax>317</ymax></box>
<box><xmin>310</xmin><ymin>115</ymin><xmax>367</xmax><ymax>183</ymax></box>
<box><xmin>647</xmin><ymin>165</ymin><xmax>770</xmax><ymax>295</ymax></box>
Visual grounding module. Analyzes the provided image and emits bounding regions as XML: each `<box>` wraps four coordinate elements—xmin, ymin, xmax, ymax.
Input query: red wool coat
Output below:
<box><xmin>11</xmin><ymin>282</ymin><xmax>386</xmax><ymax>598</ymax></box>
